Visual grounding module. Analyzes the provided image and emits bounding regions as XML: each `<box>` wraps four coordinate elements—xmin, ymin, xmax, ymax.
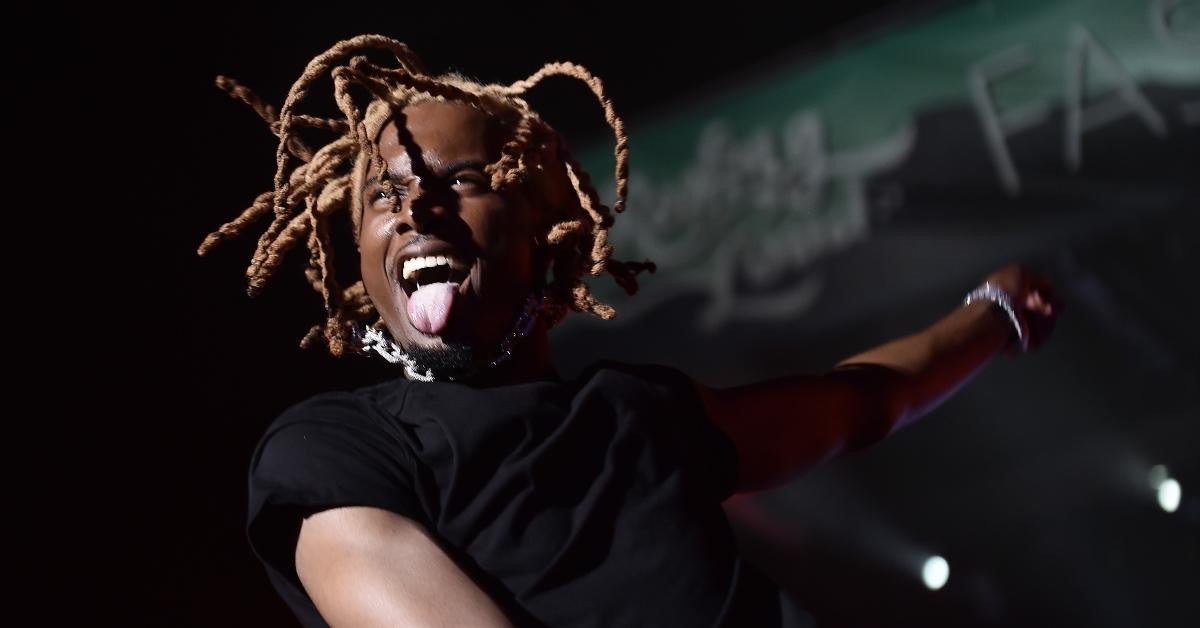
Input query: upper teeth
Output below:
<box><xmin>402</xmin><ymin>255</ymin><xmax>468</xmax><ymax>282</ymax></box>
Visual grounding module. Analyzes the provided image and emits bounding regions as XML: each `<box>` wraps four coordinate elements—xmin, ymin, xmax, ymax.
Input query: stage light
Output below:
<box><xmin>1158</xmin><ymin>478</ymin><xmax>1181</xmax><ymax>513</ymax></box>
<box><xmin>922</xmin><ymin>555</ymin><xmax>949</xmax><ymax>590</ymax></box>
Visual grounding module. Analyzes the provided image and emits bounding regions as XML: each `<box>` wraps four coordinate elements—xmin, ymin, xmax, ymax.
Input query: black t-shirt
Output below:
<box><xmin>246</xmin><ymin>359</ymin><xmax>813</xmax><ymax>627</ymax></box>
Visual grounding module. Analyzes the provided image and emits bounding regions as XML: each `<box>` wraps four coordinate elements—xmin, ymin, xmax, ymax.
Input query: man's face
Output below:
<box><xmin>357</xmin><ymin>100</ymin><xmax>544</xmax><ymax>376</ymax></box>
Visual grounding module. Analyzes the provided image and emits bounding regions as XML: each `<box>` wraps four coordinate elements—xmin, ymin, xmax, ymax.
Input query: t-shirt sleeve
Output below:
<box><xmin>613</xmin><ymin>361</ymin><xmax>742</xmax><ymax>503</ymax></box>
<box><xmin>245</xmin><ymin>391</ymin><xmax>428</xmax><ymax>622</ymax></box>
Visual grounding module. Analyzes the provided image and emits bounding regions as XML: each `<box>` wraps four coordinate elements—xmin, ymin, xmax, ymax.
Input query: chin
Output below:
<box><xmin>400</xmin><ymin>338</ymin><xmax>479</xmax><ymax>379</ymax></box>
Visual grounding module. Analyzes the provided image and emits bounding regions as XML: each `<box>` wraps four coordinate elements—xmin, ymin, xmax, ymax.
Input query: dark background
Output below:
<box><xmin>87</xmin><ymin>1</ymin><xmax>1197</xmax><ymax>626</ymax></box>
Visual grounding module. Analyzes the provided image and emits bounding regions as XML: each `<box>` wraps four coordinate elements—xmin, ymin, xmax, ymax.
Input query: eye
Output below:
<box><xmin>451</xmin><ymin>174</ymin><xmax>487</xmax><ymax>191</ymax></box>
<box><xmin>370</xmin><ymin>184</ymin><xmax>407</xmax><ymax>208</ymax></box>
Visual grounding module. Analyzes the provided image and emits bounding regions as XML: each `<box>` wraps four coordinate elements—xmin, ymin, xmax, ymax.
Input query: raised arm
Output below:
<box><xmin>694</xmin><ymin>264</ymin><xmax>1061</xmax><ymax>494</ymax></box>
<box><xmin>295</xmin><ymin>506</ymin><xmax>516</xmax><ymax>628</ymax></box>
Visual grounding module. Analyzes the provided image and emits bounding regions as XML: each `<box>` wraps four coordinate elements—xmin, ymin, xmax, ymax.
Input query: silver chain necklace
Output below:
<box><xmin>351</xmin><ymin>288</ymin><xmax>548</xmax><ymax>382</ymax></box>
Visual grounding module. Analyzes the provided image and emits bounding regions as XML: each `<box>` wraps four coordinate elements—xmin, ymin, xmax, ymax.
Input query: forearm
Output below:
<box><xmin>701</xmin><ymin>265</ymin><xmax>1059</xmax><ymax>493</ymax></box>
<box><xmin>834</xmin><ymin>299</ymin><xmax>1015</xmax><ymax>433</ymax></box>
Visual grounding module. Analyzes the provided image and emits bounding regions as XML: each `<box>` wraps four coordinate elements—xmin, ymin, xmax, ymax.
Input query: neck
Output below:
<box><xmin>466</xmin><ymin>321</ymin><xmax>560</xmax><ymax>388</ymax></box>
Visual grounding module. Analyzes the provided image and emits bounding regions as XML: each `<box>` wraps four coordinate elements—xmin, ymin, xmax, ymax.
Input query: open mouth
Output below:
<box><xmin>397</xmin><ymin>255</ymin><xmax>474</xmax><ymax>297</ymax></box>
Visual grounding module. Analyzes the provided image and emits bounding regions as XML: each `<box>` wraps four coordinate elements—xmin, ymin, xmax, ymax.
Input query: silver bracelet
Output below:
<box><xmin>963</xmin><ymin>282</ymin><xmax>1028</xmax><ymax>353</ymax></box>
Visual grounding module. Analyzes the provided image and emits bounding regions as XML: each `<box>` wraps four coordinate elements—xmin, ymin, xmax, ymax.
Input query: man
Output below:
<box><xmin>199</xmin><ymin>35</ymin><xmax>1061</xmax><ymax>627</ymax></box>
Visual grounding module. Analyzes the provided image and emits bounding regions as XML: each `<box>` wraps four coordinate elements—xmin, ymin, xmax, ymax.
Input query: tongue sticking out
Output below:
<box><xmin>407</xmin><ymin>282</ymin><xmax>460</xmax><ymax>335</ymax></box>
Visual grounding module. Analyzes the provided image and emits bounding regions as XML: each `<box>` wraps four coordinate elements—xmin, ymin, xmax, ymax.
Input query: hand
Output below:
<box><xmin>981</xmin><ymin>263</ymin><xmax>1065</xmax><ymax>355</ymax></box>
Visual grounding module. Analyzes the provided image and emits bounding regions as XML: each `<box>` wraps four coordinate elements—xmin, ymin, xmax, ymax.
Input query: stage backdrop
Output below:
<box><xmin>558</xmin><ymin>0</ymin><xmax>1197</xmax><ymax>376</ymax></box>
<box><xmin>551</xmin><ymin>2</ymin><xmax>1199</xmax><ymax>626</ymax></box>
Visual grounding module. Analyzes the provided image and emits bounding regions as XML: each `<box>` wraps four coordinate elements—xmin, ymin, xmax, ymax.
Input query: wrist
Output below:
<box><xmin>963</xmin><ymin>282</ymin><xmax>1028</xmax><ymax>354</ymax></box>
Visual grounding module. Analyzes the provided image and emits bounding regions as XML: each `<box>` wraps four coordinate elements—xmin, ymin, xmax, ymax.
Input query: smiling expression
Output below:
<box><xmin>355</xmin><ymin>100</ymin><xmax>550</xmax><ymax>369</ymax></box>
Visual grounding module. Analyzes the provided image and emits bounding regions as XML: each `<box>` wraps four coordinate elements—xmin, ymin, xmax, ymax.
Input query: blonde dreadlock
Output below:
<box><xmin>197</xmin><ymin>35</ymin><xmax>656</xmax><ymax>358</ymax></box>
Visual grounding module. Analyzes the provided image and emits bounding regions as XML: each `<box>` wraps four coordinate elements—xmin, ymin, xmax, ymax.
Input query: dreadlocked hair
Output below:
<box><xmin>197</xmin><ymin>35</ymin><xmax>656</xmax><ymax>358</ymax></box>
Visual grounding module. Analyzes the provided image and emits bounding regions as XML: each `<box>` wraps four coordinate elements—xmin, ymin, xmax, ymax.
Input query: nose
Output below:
<box><xmin>394</xmin><ymin>179</ymin><xmax>452</xmax><ymax>234</ymax></box>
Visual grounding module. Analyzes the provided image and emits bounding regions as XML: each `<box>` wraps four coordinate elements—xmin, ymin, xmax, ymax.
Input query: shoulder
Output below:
<box><xmin>584</xmin><ymin>360</ymin><xmax>739</xmax><ymax>501</ymax></box>
<box><xmin>246</xmin><ymin>386</ymin><xmax>415</xmax><ymax>499</ymax></box>
<box><xmin>272</xmin><ymin>389</ymin><xmax>377</xmax><ymax>430</ymax></box>
<box><xmin>245</xmin><ymin>389</ymin><xmax>429</xmax><ymax>591</ymax></box>
<box><xmin>583</xmin><ymin>360</ymin><xmax>705</xmax><ymax>409</ymax></box>
<box><xmin>584</xmin><ymin>359</ymin><xmax>697</xmax><ymax>391</ymax></box>
<box><xmin>252</xmin><ymin>391</ymin><xmax>371</xmax><ymax>457</ymax></box>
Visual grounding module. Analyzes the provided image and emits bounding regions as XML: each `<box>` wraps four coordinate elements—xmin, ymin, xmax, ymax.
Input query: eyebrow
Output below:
<box><xmin>360</xmin><ymin>158</ymin><xmax>490</xmax><ymax>192</ymax></box>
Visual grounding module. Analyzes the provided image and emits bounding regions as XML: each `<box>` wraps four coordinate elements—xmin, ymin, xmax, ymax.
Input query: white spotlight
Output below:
<box><xmin>922</xmin><ymin>555</ymin><xmax>949</xmax><ymax>590</ymax></box>
<box><xmin>1157</xmin><ymin>478</ymin><xmax>1181</xmax><ymax>513</ymax></box>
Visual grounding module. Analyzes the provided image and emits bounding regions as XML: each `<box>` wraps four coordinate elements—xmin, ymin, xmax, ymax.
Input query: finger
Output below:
<box><xmin>1032</xmin><ymin>274</ymin><xmax>1057</xmax><ymax>300</ymax></box>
